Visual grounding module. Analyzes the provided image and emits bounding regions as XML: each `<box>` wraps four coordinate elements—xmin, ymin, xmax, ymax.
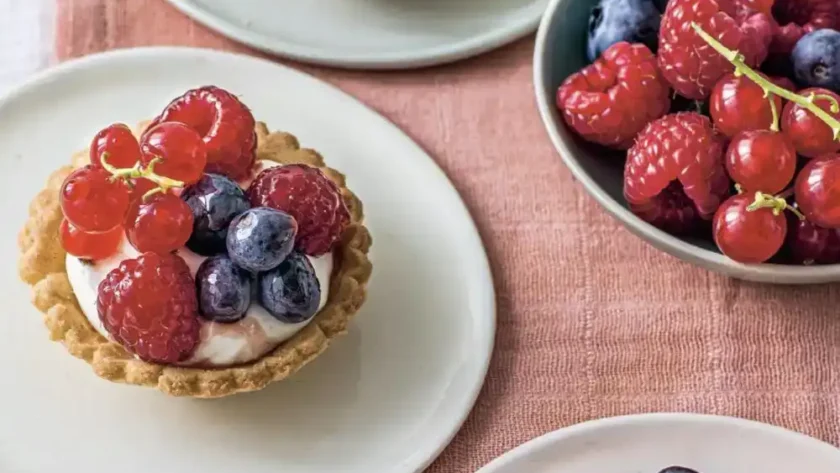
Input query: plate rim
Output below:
<box><xmin>476</xmin><ymin>413</ymin><xmax>840</xmax><ymax>472</ymax></box>
<box><xmin>165</xmin><ymin>0</ymin><xmax>547</xmax><ymax>69</ymax></box>
<box><xmin>531</xmin><ymin>0</ymin><xmax>840</xmax><ymax>285</ymax></box>
<box><xmin>2</xmin><ymin>46</ymin><xmax>497</xmax><ymax>473</ymax></box>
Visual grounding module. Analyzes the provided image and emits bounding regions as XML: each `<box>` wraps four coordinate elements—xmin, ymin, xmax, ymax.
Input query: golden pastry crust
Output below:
<box><xmin>18</xmin><ymin>121</ymin><xmax>372</xmax><ymax>398</ymax></box>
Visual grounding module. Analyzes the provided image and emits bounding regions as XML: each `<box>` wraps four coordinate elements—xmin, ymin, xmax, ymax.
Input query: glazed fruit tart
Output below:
<box><xmin>18</xmin><ymin>86</ymin><xmax>372</xmax><ymax>398</ymax></box>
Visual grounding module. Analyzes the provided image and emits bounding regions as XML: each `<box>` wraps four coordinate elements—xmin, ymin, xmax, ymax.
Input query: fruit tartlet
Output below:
<box><xmin>18</xmin><ymin>86</ymin><xmax>372</xmax><ymax>398</ymax></box>
<box><xmin>559</xmin><ymin>0</ymin><xmax>840</xmax><ymax>266</ymax></box>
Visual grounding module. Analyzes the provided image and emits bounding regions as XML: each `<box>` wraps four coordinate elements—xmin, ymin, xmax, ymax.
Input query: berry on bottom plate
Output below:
<box><xmin>60</xmin><ymin>219</ymin><xmax>122</xmax><ymax>261</ymax></box>
<box><xmin>713</xmin><ymin>193</ymin><xmax>788</xmax><ymax>264</ymax></box>
<box><xmin>90</xmin><ymin>123</ymin><xmax>141</xmax><ymax>169</ymax></box>
<box><xmin>658</xmin><ymin>0</ymin><xmax>774</xmax><ymax>99</ymax></box>
<box><xmin>557</xmin><ymin>42</ymin><xmax>671</xmax><ymax>150</ymax></box>
<box><xmin>586</xmin><ymin>0</ymin><xmax>662</xmax><ymax>62</ymax></box>
<box><xmin>139</xmin><ymin>121</ymin><xmax>208</xmax><ymax>185</ymax></box>
<box><xmin>624</xmin><ymin>113</ymin><xmax>730</xmax><ymax>233</ymax></box>
<box><xmin>195</xmin><ymin>255</ymin><xmax>252</xmax><ymax>323</ymax></box>
<box><xmin>709</xmin><ymin>72</ymin><xmax>784</xmax><ymax>138</ymax></box>
<box><xmin>785</xmin><ymin>214</ymin><xmax>840</xmax><ymax>264</ymax></box>
<box><xmin>258</xmin><ymin>251</ymin><xmax>321</xmax><ymax>324</ymax></box>
<box><xmin>145</xmin><ymin>86</ymin><xmax>256</xmax><ymax>180</ymax></box>
<box><xmin>227</xmin><ymin>207</ymin><xmax>297</xmax><ymax>273</ymax></box>
<box><xmin>794</xmin><ymin>154</ymin><xmax>840</xmax><ymax>228</ymax></box>
<box><xmin>781</xmin><ymin>87</ymin><xmax>840</xmax><ymax>157</ymax></box>
<box><xmin>792</xmin><ymin>29</ymin><xmax>840</xmax><ymax>93</ymax></box>
<box><xmin>60</xmin><ymin>165</ymin><xmax>131</xmax><ymax>233</ymax></box>
<box><xmin>724</xmin><ymin>130</ymin><xmax>797</xmax><ymax>194</ymax></box>
<box><xmin>181</xmin><ymin>173</ymin><xmax>251</xmax><ymax>256</ymax></box>
<box><xmin>125</xmin><ymin>192</ymin><xmax>194</xmax><ymax>254</ymax></box>
<box><xmin>248</xmin><ymin>164</ymin><xmax>351</xmax><ymax>256</ymax></box>
<box><xmin>97</xmin><ymin>252</ymin><xmax>200</xmax><ymax>364</ymax></box>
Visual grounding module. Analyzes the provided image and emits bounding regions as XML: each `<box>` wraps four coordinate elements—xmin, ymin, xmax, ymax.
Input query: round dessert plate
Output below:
<box><xmin>477</xmin><ymin>413</ymin><xmax>840</xmax><ymax>473</ymax></box>
<box><xmin>165</xmin><ymin>0</ymin><xmax>548</xmax><ymax>69</ymax></box>
<box><xmin>0</xmin><ymin>48</ymin><xmax>495</xmax><ymax>473</ymax></box>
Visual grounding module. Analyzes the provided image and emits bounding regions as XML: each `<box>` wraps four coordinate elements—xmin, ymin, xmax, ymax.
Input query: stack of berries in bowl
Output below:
<box><xmin>558</xmin><ymin>0</ymin><xmax>840</xmax><ymax>265</ymax></box>
<box><xmin>58</xmin><ymin>86</ymin><xmax>349</xmax><ymax>365</ymax></box>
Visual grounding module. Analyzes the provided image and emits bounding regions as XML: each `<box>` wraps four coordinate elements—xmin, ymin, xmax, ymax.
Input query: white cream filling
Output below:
<box><xmin>65</xmin><ymin>159</ymin><xmax>334</xmax><ymax>367</ymax></box>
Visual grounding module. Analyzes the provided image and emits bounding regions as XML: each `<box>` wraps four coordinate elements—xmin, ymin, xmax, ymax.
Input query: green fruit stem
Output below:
<box><xmin>100</xmin><ymin>154</ymin><xmax>184</xmax><ymax>197</ymax></box>
<box><xmin>691</xmin><ymin>23</ymin><xmax>840</xmax><ymax>141</ymax></box>
<box><xmin>747</xmin><ymin>191</ymin><xmax>805</xmax><ymax>220</ymax></box>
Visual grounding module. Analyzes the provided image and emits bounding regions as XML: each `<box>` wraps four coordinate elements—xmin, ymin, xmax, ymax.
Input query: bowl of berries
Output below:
<box><xmin>533</xmin><ymin>0</ymin><xmax>840</xmax><ymax>283</ymax></box>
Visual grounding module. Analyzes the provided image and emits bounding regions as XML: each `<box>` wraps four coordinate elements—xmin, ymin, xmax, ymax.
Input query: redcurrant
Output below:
<box><xmin>794</xmin><ymin>154</ymin><xmax>840</xmax><ymax>229</ymax></box>
<box><xmin>90</xmin><ymin>123</ymin><xmax>142</xmax><ymax>169</ymax></box>
<box><xmin>724</xmin><ymin>130</ymin><xmax>796</xmax><ymax>194</ymax></box>
<box><xmin>713</xmin><ymin>193</ymin><xmax>788</xmax><ymax>264</ymax></box>
<box><xmin>710</xmin><ymin>73</ymin><xmax>782</xmax><ymax>138</ymax></box>
<box><xmin>60</xmin><ymin>219</ymin><xmax>123</xmax><ymax>260</ymax></box>
<box><xmin>60</xmin><ymin>165</ymin><xmax>131</xmax><ymax>233</ymax></box>
<box><xmin>125</xmin><ymin>192</ymin><xmax>194</xmax><ymax>253</ymax></box>
<box><xmin>140</xmin><ymin>122</ymin><xmax>207</xmax><ymax>185</ymax></box>
<box><xmin>781</xmin><ymin>88</ymin><xmax>840</xmax><ymax>158</ymax></box>
<box><xmin>785</xmin><ymin>215</ymin><xmax>840</xmax><ymax>265</ymax></box>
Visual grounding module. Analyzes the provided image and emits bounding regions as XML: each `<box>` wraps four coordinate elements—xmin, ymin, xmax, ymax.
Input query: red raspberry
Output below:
<box><xmin>658</xmin><ymin>0</ymin><xmax>774</xmax><ymax>99</ymax></box>
<box><xmin>97</xmin><ymin>252</ymin><xmax>200</xmax><ymax>364</ymax></box>
<box><xmin>624</xmin><ymin>113</ymin><xmax>731</xmax><ymax>233</ymax></box>
<box><xmin>770</xmin><ymin>0</ymin><xmax>839</xmax><ymax>54</ymax></box>
<box><xmin>556</xmin><ymin>42</ymin><xmax>670</xmax><ymax>150</ymax></box>
<box><xmin>147</xmin><ymin>86</ymin><xmax>256</xmax><ymax>180</ymax></box>
<box><xmin>248</xmin><ymin>164</ymin><xmax>350</xmax><ymax>256</ymax></box>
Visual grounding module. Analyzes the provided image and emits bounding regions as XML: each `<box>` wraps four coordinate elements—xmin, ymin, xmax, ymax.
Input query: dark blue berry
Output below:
<box><xmin>792</xmin><ymin>29</ymin><xmax>840</xmax><ymax>93</ymax></box>
<box><xmin>659</xmin><ymin>467</ymin><xmax>699</xmax><ymax>473</ymax></box>
<box><xmin>652</xmin><ymin>0</ymin><xmax>668</xmax><ymax>12</ymax></box>
<box><xmin>182</xmin><ymin>173</ymin><xmax>250</xmax><ymax>256</ymax></box>
<box><xmin>227</xmin><ymin>207</ymin><xmax>297</xmax><ymax>272</ymax></box>
<box><xmin>587</xmin><ymin>0</ymin><xmax>661</xmax><ymax>63</ymax></box>
<box><xmin>258</xmin><ymin>251</ymin><xmax>320</xmax><ymax>324</ymax></box>
<box><xmin>195</xmin><ymin>255</ymin><xmax>252</xmax><ymax>323</ymax></box>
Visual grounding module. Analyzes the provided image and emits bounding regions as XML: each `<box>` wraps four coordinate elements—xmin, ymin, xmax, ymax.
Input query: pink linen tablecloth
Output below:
<box><xmin>56</xmin><ymin>1</ymin><xmax>840</xmax><ymax>471</ymax></box>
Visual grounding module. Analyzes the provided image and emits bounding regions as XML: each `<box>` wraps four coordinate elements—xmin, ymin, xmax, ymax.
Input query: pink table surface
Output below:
<box><xmin>56</xmin><ymin>0</ymin><xmax>840</xmax><ymax>471</ymax></box>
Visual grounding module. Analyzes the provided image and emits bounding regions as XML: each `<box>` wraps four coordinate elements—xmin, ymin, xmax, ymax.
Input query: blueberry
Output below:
<box><xmin>792</xmin><ymin>29</ymin><xmax>840</xmax><ymax>93</ymax></box>
<box><xmin>652</xmin><ymin>0</ymin><xmax>668</xmax><ymax>12</ymax></box>
<box><xmin>587</xmin><ymin>0</ymin><xmax>661</xmax><ymax>63</ymax></box>
<box><xmin>658</xmin><ymin>467</ymin><xmax>699</xmax><ymax>473</ymax></box>
<box><xmin>227</xmin><ymin>207</ymin><xmax>297</xmax><ymax>272</ymax></box>
<box><xmin>196</xmin><ymin>255</ymin><xmax>252</xmax><ymax>323</ymax></box>
<box><xmin>258</xmin><ymin>251</ymin><xmax>321</xmax><ymax>324</ymax></box>
<box><xmin>182</xmin><ymin>173</ymin><xmax>250</xmax><ymax>256</ymax></box>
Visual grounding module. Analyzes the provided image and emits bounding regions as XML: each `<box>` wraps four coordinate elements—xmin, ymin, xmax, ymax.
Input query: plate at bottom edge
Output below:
<box><xmin>477</xmin><ymin>413</ymin><xmax>840</xmax><ymax>473</ymax></box>
<box><xmin>0</xmin><ymin>47</ymin><xmax>495</xmax><ymax>473</ymax></box>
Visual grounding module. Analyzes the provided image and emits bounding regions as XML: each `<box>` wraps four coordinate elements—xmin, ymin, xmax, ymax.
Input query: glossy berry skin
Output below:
<box><xmin>658</xmin><ymin>0</ymin><xmax>774</xmax><ymax>99</ymax></box>
<box><xmin>771</xmin><ymin>0</ymin><xmax>839</xmax><ymax>55</ymax></box>
<box><xmin>258</xmin><ymin>252</ymin><xmax>321</xmax><ymax>324</ymax></box>
<box><xmin>97</xmin><ymin>252</ymin><xmax>200</xmax><ymax>364</ymax></box>
<box><xmin>227</xmin><ymin>207</ymin><xmax>297</xmax><ymax>273</ymax></box>
<box><xmin>658</xmin><ymin>468</ymin><xmax>699</xmax><ymax>473</ymax></box>
<box><xmin>624</xmin><ymin>113</ymin><xmax>730</xmax><ymax>233</ymax></box>
<box><xmin>725</xmin><ymin>130</ymin><xmax>797</xmax><ymax>194</ymax></box>
<box><xmin>713</xmin><ymin>194</ymin><xmax>788</xmax><ymax>264</ymax></box>
<box><xmin>792</xmin><ymin>29</ymin><xmax>840</xmax><ymax>92</ymax></box>
<box><xmin>557</xmin><ymin>42</ymin><xmax>670</xmax><ymax>150</ymax></box>
<box><xmin>248</xmin><ymin>164</ymin><xmax>351</xmax><ymax>256</ymax></box>
<box><xmin>181</xmin><ymin>173</ymin><xmax>250</xmax><ymax>256</ymax></box>
<box><xmin>195</xmin><ymin>255</ymin><xmax>252</xmax><ymax>323</ymax></box>
<box><xmin>60</xmin><ymin>165</ymin><xmax>131</xmax><ymax>233</ymax></box>
<box><xmin>60</xmin><ymin>219</ymin><xmax>122</xmax><ymax>260</ymax></box>
<box><xmin>710</xmin><ymin>73</ymin><xmax>783</xmax><ymax>138</ymax></box>
<box><xmin>785</xmin><ymin>215</ymin><xmax>840</xmax><ymax>264</ymax></box>
<box><xmin>90</xmin><ymin>123</ymin><xmax>141</xmax><ymax>169</ymax></box>
<box><xmin>140</xmin><ymin>121</ymin><xmax>207</xmax><ymax>185</ymax></box>
<box><xmin>128</xmin><ymin>177</ymin><xmax>158</xmax><ymax>205</ymax></box>
<box><xmin>781</xmin><ymin>88</ymin><xmax>840</xmax><ymax>157</ymax></box>
<box><xmin>147</xmin><ymin>86</ymin><xmax>256</xmax><ymax>180</ymax></box>
<box><xmin>125</xmin><ymin>192</ymin><xmax>194</xmax><ymax>254</ymax></box>
<box><xmin>586</xmin><ymin>0</ymin><xmax>662</xmax><ymax>62</ymax></box>
<box><xmin>795</xmin><ymin>154</ymin><xmax>840</xmax><ymax>228</ymax></box>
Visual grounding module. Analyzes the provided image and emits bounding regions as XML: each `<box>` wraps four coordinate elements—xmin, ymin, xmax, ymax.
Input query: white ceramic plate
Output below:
<box><xmin>165</xmin><ymin>0</ymin><xmax>548</xmax><ymax>69</ymax></box>
<box><xmin>0</xmin><ymin>47</ymin><xmax>495</xmax><ymax>473</ymax></box>
<box><xmin>477</xmin><ymin>413</ymin><xmax>840</xmax><ymax>473</ymax></box>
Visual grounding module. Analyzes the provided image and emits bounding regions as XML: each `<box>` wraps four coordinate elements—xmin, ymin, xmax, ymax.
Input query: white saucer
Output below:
<box><xmin>0</xmin><ymin>47</ymin><xmax>495</xmax><ymax>473</ymax></box>
<box><xmin>477</xmin><ymin>413</ymin><xmax>840</xmax><ymax>473</ymax></box>
<box><xmin>165</xmin><ymin>0</ymin><xmax>548</xmax><ymax>69</ymax></box>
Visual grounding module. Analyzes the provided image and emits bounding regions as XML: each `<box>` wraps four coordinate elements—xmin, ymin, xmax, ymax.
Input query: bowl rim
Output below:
<box><xmin>531</xmin><ymin>0</ymin><xmax>840</xmax><ymax>284</ymax></box>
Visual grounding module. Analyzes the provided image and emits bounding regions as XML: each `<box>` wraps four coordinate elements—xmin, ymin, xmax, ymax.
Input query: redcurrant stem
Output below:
<box><xmin>99</xmin><ymin>154</ymin><xmax>184</xmax><ymax>191</ymax></box>
<box><xmin>746</xmin><ymin>191</ymin><xmax>805</xmax><ymax>220</ymax></box>
<box><xmin>692</xmin><ymin>23</ymin><xmax>840</xmax><ymax>141</ymax></box>
<box><xmin>768</xmin><ymin>95</ymin><xmax>780</xmax><ymax>132</ymax></box>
